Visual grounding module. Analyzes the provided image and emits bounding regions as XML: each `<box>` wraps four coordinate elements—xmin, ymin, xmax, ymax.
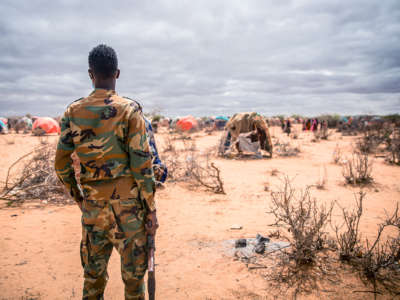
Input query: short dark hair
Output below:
<box><xmin>88</xmin><ymin>44</ymin><xmax>118</xmax><ymax>79</ymax></box>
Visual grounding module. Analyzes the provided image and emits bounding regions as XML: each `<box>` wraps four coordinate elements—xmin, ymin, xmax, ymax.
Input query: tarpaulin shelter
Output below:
<box><xmin>32</xmin><ymin>117</ymin><xmax>60</xmax><ymax>134</ymax></box>
<box><xmin>221</xmin><ymin>112</ymin><xmax>273</xmax><ymax>157</ymax></box>
<box><xmin>176</xmin><ymin>116</ymin><xmax>198</xmax><ymax>131</ymax></box>
<box><xmin>21</xmin><ymin>116</ymin><xmax>32</xmax><ymax>129</ymax></box>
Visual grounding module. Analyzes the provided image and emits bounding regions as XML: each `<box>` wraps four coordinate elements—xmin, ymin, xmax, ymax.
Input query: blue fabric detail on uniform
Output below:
<box><xmin>145</xmin><ymin>118</ymin><xmax>168</xmax><ymax>183</ymax></box>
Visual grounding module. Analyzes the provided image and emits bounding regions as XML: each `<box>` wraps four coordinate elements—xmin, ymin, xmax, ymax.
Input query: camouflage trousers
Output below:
<box><xmin>80</xmin><ymin>198</ymin><xmax>147</xmax><ymax>300</ymax></box>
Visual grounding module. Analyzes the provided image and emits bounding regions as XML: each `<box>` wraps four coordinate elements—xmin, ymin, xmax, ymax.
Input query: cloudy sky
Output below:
<box><xmin>0</xmin><ymin>0</ymin><xmax>399</xmax><ymax>117</ymax></box>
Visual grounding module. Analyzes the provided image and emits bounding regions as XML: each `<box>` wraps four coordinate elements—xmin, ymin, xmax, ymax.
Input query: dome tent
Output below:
<box><xmin>32</xmin><ymin>117</ymin><xmax>60</xmax><ymax>134</ymax></box>
<box><xmin>176</xmin><ymin>116</ymin><xmax>198</xmax><ymax>131</ymax></box>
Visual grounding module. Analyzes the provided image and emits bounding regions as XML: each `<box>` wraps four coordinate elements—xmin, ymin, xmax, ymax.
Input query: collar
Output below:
<box><xmin>89</xmin><ymin>89</ymin><xmax>117</xmax><ymax>98</ymax></box>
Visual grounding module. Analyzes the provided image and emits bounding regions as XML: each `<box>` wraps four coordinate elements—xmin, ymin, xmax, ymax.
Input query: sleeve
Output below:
<box><xmin>145</xmin><ymin>119</ymin><xmax>168</xmax><ymax>183</ymax></box>
<box><xmin>127</xmin><ymin>109</ymin><xmax>156</xmax><ymax>211</ymax></box>
<box><xmin>54</xmin><ymin>109</ymin><xmax>81</xmax><ymax>202</ymax></box>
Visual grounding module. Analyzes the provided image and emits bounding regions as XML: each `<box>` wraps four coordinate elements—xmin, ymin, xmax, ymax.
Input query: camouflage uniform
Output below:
<box><xmin>55</xmin><ymin>89</ymin><xmax>156</xmax><ymax>300</ymax></box>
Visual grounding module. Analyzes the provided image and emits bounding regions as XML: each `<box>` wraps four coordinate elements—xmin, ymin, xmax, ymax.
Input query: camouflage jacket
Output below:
<box><xmin>54</xmin><ymin>89</ymin><xmax>156</xmax><ymax>211</ymax></box>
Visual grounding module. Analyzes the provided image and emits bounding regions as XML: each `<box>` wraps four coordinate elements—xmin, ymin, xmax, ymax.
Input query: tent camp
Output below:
<box><xmin>220</xmin><ymin>112</ymin><xmax>273</xmax><ymax>157</ymax></box>
<box><xmin>176</xmin><ymin>116</ymin><xmax>198</xmax><ymax>131</ymax></box>
<box><xmin>32</xmin><ymin>117</ymin><xmax>60</xmax><ymax>135</ymax></box>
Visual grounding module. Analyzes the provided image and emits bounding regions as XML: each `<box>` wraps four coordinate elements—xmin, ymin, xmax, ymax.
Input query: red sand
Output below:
<box><xmin>0</xmin><ymin>128</ymin><xmax>399</xmax><ymax>299</ymax></box>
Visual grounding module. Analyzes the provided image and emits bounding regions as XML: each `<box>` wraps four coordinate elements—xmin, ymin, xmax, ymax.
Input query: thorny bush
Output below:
<box><xmin>359</xmin><ymin>205</ymin><xmax>400</xmax><ymax>295</ymax></box>
<box><xmin>342</xmin><ymin>150</ymin><xmax>373</xmax><ymax>185</ymax></box>
<box><xmin>185</xmin><ymin>153</ymin><xmax>225</xmax><ymax>194</ymax></box>
<box><xmin>1</xmin><ymin>143</ymin><xmax>66</xmax><ymax>203</ymax></box>
<box><xmin>386</xmin><ymin>128</ymin><xmax>400</xmax><ymax>165</ymax></box>
<box><xmin>334</xmin><ymin>191</ymin><xmax>365</xmax><ymax>261</ymax></box>
<box><xmin>269</xmin><ymin>177</ymin><xmax>333</xmax><ymax>266</ymax></box>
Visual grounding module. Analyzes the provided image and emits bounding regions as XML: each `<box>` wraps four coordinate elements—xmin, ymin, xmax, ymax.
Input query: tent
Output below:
<box><xmin>32</xmin><ymin>117</ymin><xmax>60</xmax><ymax>134</ymax></box>
<box><xmin>221</xmin><ymin>112</ymin><xmax>273</xmax><ymax>157</ymax></box>
<box><xmin>0</xmin><ymin>119</ymin><xmax>7</xmax><ymax>133</ymax></box>
<box><xmin>215</xmin><ymin>116</ymin><xmax>229</xmax><ymax>121</ymax></box>
<box><xmin>21</xmin><ymin>116</ymin><xmax>32</xmax><ymax>129</ymax></box>
<box><xmin>176</xmin><ymin>116</ymin><xmax>198</xmax><ymax>131</ymax></box>
<box><xmin>0</xmin><ymin>117</ymin><xmax>7</xmax><ymax>125</ymax></box>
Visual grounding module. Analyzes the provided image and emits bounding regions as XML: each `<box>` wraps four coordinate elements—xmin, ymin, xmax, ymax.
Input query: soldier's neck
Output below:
<box><xmin>94</xmin><ymin>80</ymin><xmax>116</xmax><ymax>91</ymax></box>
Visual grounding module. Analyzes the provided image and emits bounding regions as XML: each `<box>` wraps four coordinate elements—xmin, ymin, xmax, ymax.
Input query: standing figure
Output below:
<box><xmin>285</xmin><ymin>119</ymin><xmax>291</xmax><ymax>136</ymax></box>
<box><xmin>55</xmin><ymin>44</ymin><xmax>158</xmax><ymax>300</ymax></box>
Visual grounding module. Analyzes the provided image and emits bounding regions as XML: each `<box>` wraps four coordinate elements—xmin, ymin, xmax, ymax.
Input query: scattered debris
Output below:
<box><xmin>235</xmin><ymin>239</ymin><xmax>247</xmax><ymax>248</ymax></box>
<box><xmin>230</xmin><ymin>225</ymin><xmax>243</xmax><ymax>230</ymax></box>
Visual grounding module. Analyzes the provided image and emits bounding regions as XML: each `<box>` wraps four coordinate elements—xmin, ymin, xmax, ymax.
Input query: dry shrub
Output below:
<box><xmin>311</xmin><ymin>130</ymin><xmax>320</xmax><ymax>143</ymax></box>
<box><xmin>6</xmin><ymin>137</ymin><xmax>15</xmax><ymax>145</ymax></box>
<box><xmin>160</xmin><ymin>139</ymin><xmax>186</xmax><ymax>181</ymax></box>
<box><xmin>342</xmin><ymin>151</ymin><xmax>373</xmax><ymax>185</ymax></box>
<box><xmin>359</xmin><ymin>206</ymin><xmax>400</xmax><ymax>295</ymax></box>
<box><xmin>269</xmin><ymin>177</ymin><xmax>333</xmax><ymax>266</ymax></box>
<box><xmin>356</xmin><ymin>123</ymin><xmax>393</xmax><ymax>154</ymax></box>
<box><xmin>1</xmin><ymin>143</ymin><xmax>67</xmax><ymax>204</ymax></box>
<box><xmin>312</xmin><ymin>128</ymin><xmax>331</xmax><ymax>142</ymax></box>
<box><xmin>334</xmin><ymin>191</ymin><xmax>365</xmax><ymax>261</ymax></box>
<box><xmin>161</xmin><ymin>154</ymin><xmax>183</xmax><ymax>182</ymax></box>
<box><xmin>332</xmin><ymin>144</ymin><xmax>342</xmax><ymax>164</ymax></box>
<box><xmin>0</xmin><ymin>136</ymin><xmax>15</xmax><ymax>145</ymax></box>
<box><xmin>320</xmin><ymin>127</ymin><xmax>331</xmax><ymax>140</ymax></box>
<box><xmin>333</xmin><ymin>191</ymin><xmax>400</xmax><ymax>296</ymax></box>
<box><xmin>274</xmin><ymin>142</ymin><xmax>300</xmax><ymax>157</ymax></box>
<box><xmin>386</xmin><ymin>129</ymin><xmax>400</xmax><ymax>165</ymax></box>
<box><xmin>163</xmin><ymin>136</ymin><xmax>176</xmax><ymax>152</ymax></box>
<box><xmin>185</xmin><ymin>153</ymin><xmax>225</xmax><ymax>194</ymax></box>
<box><xmin>182</xmin><ymin>139</ymin><xmax>196</xmax><ymax>152</ymax></box>
<box><xmin>315</xmin><ymin>165</ymin><xmax>328</xmax><ymax>190</ymax></box>
<box><xmin>271</xmin><ymin>168</ymin><xmax>279</xmax><ymax>176</ymax></box>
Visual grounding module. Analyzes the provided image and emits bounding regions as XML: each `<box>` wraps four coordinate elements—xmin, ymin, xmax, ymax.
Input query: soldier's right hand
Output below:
<box><xmin>145</xmin><ymin>211</ymin><xmax>159</xmax><ymax>236</ymax></box>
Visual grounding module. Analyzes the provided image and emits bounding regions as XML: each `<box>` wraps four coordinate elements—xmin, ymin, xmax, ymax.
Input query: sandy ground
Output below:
<box><xmin>0</xmin><ymin>127</ymin><xmax>399</xmax><ymax>299</ymax></box>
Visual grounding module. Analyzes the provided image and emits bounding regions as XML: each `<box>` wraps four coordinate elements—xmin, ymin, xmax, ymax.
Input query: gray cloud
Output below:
<box><xmin>0</xmin><ymin>0</ymin><xmax>399</xmax><ymax>117</ymax></box>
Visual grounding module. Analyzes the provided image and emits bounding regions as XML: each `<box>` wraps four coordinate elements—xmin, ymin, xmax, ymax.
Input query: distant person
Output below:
<box><xmin>285</xmin><ymin>119</ymin><xmax>291</xmax><ymax>136</ymax></box>
<box><xmin>55</xmin><ymin>44</ymin><xmax>158</xmax><ymax>300</ymax></box>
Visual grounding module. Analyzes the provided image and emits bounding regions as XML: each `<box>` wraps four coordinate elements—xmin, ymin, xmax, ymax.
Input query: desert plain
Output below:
<box><xmin>0</xmin><ymin>125</ymin><xmax>399</xmax><ymax>300</ymax></box>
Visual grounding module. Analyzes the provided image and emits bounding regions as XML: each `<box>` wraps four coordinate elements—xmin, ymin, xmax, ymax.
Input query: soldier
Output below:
<box><xmin>55</xmin><ymin>44</ymin><xmax>158</xmax><ymax>300</ymax></box>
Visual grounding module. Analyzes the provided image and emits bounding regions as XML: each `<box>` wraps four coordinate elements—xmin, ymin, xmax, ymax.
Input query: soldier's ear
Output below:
<box><xmin>115</xmin><ymin>69</ymin><xmax>120</xmax><ymax>79</ymax></box>
<box><xmin>88</xmin><ymin>69</ymin><xmax>94</xmax><ymax>80</ymax></box>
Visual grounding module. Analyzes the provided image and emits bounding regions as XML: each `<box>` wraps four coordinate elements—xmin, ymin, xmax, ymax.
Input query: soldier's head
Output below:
<box><xmin>88</xmin><ymin>44</ymin><xmax>120</xmax><ymax>89</ymax></box>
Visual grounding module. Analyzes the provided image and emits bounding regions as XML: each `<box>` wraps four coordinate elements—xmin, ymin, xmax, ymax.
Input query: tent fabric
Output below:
<box><xmin>176</xmin><ymin>116</ymin><xmax>198</xmax><ymax>131</ymax></box>
<box><xmin>216</xmin><ymin>116</ymin><xmax>229</xmax><ymax>121</ymax></box>
<box><xmin>0</xmin><ymin>117</ymin><xmax>7</xmax><ymax>125</ymax></box>
<box><xmin>0</xmin><ymin>120</ymin><xmax>6</xmax><ymax>130</ymax></box>
<box><xmin>32</xmin><ymin>117</ymin><xmax>60</xmax><ymax>134</ymax></box>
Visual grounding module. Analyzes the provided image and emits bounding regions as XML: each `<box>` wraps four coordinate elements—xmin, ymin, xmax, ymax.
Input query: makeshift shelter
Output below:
<box><xmin>214</xmin><ymin>116</ymin><xmax>228</xmax><ymax>130</ymax></box>
<box><xmin>220</xmin><ymin>112</ymin><xmax>273</xmax><ymax>157</ymax></box>
<box><xmin>176</xmin><ymin>116</ymin><xmax>198</xmax><ymax>131</ymax></box>
<box><xmin>0</xmin><ymin>119</ymin><xmax>7</xmax><ymax>134</ymax></box>
<box><xmin>21</xmin><ymin>116</ymin><xmax>32</xmax><ymax>129</ymax></box>
<box><xmin>0</xmin><ymin>117</ymin><xmax>7</xmax><ymax>125</ymax></box>
<box><xmin>32</xmin><ymin>117</ymin><xmax>60</xmax><ymax>134</ymax></box>
<box><xmin>216</xmin><ymin>116</ymin><xmax>229</xmax><ymax>121</ymax></box>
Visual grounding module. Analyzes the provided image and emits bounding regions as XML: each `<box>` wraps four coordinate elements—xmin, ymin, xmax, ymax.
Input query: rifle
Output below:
<box><xmin>147</xmin><ymin>234</ymin><xmax>156</xmax><ymax>300</ymax></box>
